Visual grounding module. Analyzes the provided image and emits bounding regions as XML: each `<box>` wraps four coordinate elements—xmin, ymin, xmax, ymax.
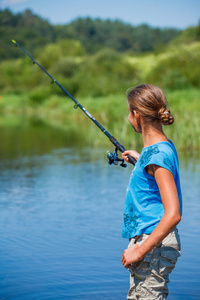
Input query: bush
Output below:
<box><xmin>36</xmin><ymin>40</ymin><xmax>85</xmax><ymax>69</ymax></box>
<box><xmin>50</xmin><ymin>57</ymin><xmax>79</xmax><ymax>78</ymax></box>
<box><xmin>29</xmin><ymin>86</ymin><xmax>51</xmax><ymax>104</ymax></box>
<box><xmin>71</xmin><ymin>48</ymin><xmax>141</xmax><ymax>97</ymax></box>
<box><xmin>145</xmin><ymin>42</ymin><xmax>200</xmax><ymax>89</ymax></box>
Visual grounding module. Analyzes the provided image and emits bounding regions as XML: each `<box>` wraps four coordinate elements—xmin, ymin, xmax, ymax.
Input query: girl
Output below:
<box><xmin>121</xmin><ymin>84</ymin><xmax>182</xmax><ymax>300</ymax></box>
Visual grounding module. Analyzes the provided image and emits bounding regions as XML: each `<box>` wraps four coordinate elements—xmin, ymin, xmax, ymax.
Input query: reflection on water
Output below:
<box><xmin>0</xmin><ymin>124</ymin><xmax>200</xmax><ymax>299</ymax></box>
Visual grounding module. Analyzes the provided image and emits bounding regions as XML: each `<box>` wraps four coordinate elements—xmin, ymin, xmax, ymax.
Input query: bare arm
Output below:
<box><xmin>122</xmin><ymin>165</ymin><xmax>181</xmax><ymax>268</ymax></box>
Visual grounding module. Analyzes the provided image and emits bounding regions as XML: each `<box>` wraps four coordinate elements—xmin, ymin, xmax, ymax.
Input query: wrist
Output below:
<box><xmin>137</xmin><ymin>245</ymin><xmax>146</xmax><ymax>261</ymax></box>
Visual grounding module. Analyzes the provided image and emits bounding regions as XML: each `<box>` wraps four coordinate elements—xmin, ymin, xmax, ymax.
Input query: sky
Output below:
<box><xmin>0</xmin><ymin>0</ymin><xmax>200</xmax><ymax>29</ymax></box>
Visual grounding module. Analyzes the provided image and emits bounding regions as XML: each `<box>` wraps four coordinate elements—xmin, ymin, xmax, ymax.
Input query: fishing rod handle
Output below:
<box><xmin>127</xmin><ymin>154</ymin><xmax>137</xmax><ymax>166</ymax></box>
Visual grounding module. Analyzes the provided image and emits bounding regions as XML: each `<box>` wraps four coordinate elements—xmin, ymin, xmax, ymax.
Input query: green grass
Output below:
<box><xmin>0</xmin><ymin>88</ymin><xmax>200</xmax><ymax>151</ymax></box>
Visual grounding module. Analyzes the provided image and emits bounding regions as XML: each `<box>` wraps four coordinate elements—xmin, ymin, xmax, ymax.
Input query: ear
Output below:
<box><xmin>133</xmin><ymin>110</ymin><xmax>142</xmax><ymax>129</ymax></box>
<box><xmin>133</xmin><ymin>110</ymin><xmax>140</xmax><ymax>119</ymax></box>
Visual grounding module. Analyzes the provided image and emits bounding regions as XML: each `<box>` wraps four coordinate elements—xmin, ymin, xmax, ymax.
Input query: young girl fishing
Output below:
<box><xmin>121</xmin><ymin>84</ymin><xmax>182</xmax><ymax>300</ymax></box>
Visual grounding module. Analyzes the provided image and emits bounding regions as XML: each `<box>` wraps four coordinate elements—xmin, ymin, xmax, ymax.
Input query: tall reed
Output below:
<box><xmin>0</xmin><ymin>89</ymin><xmax>199</xmax><ymax>151</ymax></box>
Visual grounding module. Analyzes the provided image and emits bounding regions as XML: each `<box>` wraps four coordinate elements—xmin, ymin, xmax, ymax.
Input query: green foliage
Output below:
<box><xmin>0</xmin><ymin>9</ymin><xmax>200</xmax><ymax>152</ymax></box>
<box><xmin>0</xmin><ymin>56</ymin><xmax>48</xmax><ymax>93</ymax></box>
<box><xmin>0</xmin><ymin>9</ymin><xmax>56</xmax><ymax>61</ymax></box>
<box><xmin>71</xmin><ymin>48</ymin><xmax>140</xmax><ymax>97</ymax></box>
<box><xmin>50</xmin><ymin>57</ymin><xmax>79</xmax><ymax>78</ymax></box>
<box><xmin>36</xmin><ymin>40</ymin><xmax>85</xmax><ymax>68</ymax></box>
<box><xmin>60</xmin><ymin>19</ymin><xmax>180</xmax><ymax>54</ymax></box>
<box><xmin>1</xmin><ymin>89</ymin><xmax>200</xmax><ymax>150</ymax></box>
<box><xmin>29</xmin><ymin>86</ymin><xmax>52</xmax><ymax>104</ymax></box>
<box><xmin>0</xmin><ymin>8</ymin><xmax>181</xmax><ymax>62</ymax></box>
<box><xmin>0</xmin><ymin>45</ymin><xmax>140</xmax><ymax>97</ymax></box>
<box><xmin>144</xmin><ymin>42</ymin><xmax>200</xmax><ymax>89</ymax></box>
<box><xmin>170</xmin><ymin>23</ymin><xmax>200</xmax><ymax>46</ymax></box>
<box><xmin>1</xmin><ymin>41</ymin><xmax>200</xmax><ymax>98</ymax></box>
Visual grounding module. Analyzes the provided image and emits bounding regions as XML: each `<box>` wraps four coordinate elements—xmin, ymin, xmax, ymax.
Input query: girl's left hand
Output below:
<box><xmin>121</xmin><ymin>244</ymin><xmax>142</xmax><ymax>268</ymax></box>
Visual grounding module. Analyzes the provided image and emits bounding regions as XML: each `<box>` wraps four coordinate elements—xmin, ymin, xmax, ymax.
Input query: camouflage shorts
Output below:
<box><xmin>127</xmin><ymin>228</ymin><xmax>181</xmax><ymax>300</ymax></box>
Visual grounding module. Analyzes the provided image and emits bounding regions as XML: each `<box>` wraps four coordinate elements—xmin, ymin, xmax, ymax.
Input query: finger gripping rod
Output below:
<box><xmin>12</xmin><ymin>40</ymin><xmax>137</xmax><ymax>166</ymax></box>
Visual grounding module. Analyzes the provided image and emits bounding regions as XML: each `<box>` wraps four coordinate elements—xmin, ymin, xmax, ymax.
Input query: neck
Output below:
<box><xmin>141</xmin><ymin>120</ymin><xmax>168</xmax><ymax>148</ymax></box>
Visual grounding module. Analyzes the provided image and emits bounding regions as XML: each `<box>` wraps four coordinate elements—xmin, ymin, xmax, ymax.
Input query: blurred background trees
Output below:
<box><xmin>0</xmin><ymin>8</ymin><xmax>200</xmax><ymax>97</ymax></box>
<box><xmin>0</xmin><ymin>9</ymin><xmax>199</xmax><ymax>149</ymax></box>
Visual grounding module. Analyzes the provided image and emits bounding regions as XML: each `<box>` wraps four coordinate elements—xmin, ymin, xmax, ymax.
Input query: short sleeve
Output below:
<box><xmin>139</xmin><ymin>144</ymin><xmax>174</xmax><ymax>174</ymax></box>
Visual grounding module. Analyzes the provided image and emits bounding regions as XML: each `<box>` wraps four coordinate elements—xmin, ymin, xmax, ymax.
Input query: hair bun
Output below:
<box><xmin>158</xmin><ymin>108</ymin><xmax>174</xmax><ymax>125</ymax></box>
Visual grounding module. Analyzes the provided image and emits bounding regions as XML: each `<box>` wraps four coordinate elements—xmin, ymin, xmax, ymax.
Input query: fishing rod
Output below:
<box><xmin>12</xmin><ymin>40</ymin><xmax>137</xmax><ymax>167</ymax></box>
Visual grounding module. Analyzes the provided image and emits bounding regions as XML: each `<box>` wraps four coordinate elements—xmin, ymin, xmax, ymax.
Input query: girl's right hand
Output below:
<box><xmin>122</xmin><ymin>150</ymin><xmax>140</xmax><ymax>163</ymax></box>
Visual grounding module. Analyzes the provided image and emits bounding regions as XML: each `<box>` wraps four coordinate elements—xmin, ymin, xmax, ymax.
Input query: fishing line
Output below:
<box><xmin>12</xmin><ymin>40</ymin><xmax>137</xmax><ymax>167</ymax></box>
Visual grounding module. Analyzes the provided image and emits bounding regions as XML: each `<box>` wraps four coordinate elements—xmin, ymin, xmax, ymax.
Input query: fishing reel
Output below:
<box><xmin>105</xmin><ymin>147</ymin><xmax>127</xmax><ymax>168</ymax></box>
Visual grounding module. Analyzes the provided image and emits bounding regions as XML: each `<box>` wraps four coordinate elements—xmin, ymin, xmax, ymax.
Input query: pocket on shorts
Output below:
<box><xmin>159</xmin><ymin>229</ymin><xmax>181</xmax><ymax>277</ymax></box>
<box><xmin>159</xmin><ymin>246</ymin><xmax>181</xmax><ymax>277</ymax></box>
<box><xmin>162</xmin><ymin>228</ymin><xmax>181</xmax><ymax>250</ymax></box>
<box><xmin>129</xmin><ymin>234</ymin><xmax>152</xmax><ymax>277</ymax></box>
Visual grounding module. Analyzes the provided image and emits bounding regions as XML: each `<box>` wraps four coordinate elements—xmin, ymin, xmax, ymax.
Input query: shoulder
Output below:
<box><xmin>139</xmin><ymin>142</ymin><xmax>175</xmax><ymax>174</ymax></box>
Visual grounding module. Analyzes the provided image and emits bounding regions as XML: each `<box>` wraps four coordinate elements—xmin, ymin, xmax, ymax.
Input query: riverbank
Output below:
<box><xmin>0</xmin><ymin>88</ymin><xmax>199</xmax><ymax>150</ymax></box>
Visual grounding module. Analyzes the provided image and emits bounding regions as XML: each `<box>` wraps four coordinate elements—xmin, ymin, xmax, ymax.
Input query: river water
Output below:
<box><xmin>0</xmin><ymin>124</ymin><xmax>199</xmax><ymax>299</ymax></box>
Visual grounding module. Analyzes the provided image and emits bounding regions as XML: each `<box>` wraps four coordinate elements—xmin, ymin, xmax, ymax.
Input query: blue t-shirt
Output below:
<box><xmin>122</xmin><ymin>140</ymin><xmax>182</xmax><ymax>239</ymax></box>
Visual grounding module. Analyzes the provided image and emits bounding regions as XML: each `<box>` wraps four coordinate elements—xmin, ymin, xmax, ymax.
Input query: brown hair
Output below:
<box><xmin>127</xmin><ymin>84</ymin><xmax>174</xmax><ymax>125</ymax></box>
